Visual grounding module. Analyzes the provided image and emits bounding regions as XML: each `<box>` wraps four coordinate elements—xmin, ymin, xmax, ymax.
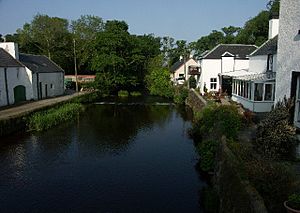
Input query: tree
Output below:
<box><xmin>169</xmin><ymin>40</ymin><xmax>190</xmax><ymax>66</ymax></box>
<box><xmin>145</xmin><ymin>55</ymin><xmax>174</xmax><ymax>98</ymax></box>
<box><xmin>161</xmin><ymin>36</ymin><xmax>175</xmax><ymax>67</ymax></box>
<box><xmin>71</xmin><ymin>15</ymin><xmax>104</xmax><ymax>72</ymax></box>
<box><xmin>221</xmin><ymin>26</ymin><xmax>241</xmax><ymax>43</ymax></box>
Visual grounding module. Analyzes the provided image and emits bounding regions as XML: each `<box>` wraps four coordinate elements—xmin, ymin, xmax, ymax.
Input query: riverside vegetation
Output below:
<box><xmin>191</xmin><ymin>98</ymin><xmax>299</xmax><ymax>213</ymax></box>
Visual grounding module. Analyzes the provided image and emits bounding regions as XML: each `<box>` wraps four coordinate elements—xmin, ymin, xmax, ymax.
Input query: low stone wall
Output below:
<box><xmin>215</xmin><ymin>138</ymin><xmax>267</xmax><ymax>213</ymax></box>
<box><xmin>186</xmin><ymin>89</ymin><xmax>207</xmax><ymax>111</ymax></box>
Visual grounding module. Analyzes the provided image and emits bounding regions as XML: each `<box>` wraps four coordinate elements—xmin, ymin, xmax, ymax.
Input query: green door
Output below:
<box><xmin>14</xmin><ymin>85</ymin><xmax>26</xmax><ymax>104</ymax></box>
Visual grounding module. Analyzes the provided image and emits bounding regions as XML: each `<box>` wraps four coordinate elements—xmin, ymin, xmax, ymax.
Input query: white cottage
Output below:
<box><xmin>170</xmin><ymin>57</ymin><xmax>200</xmax><ymax>84</ymax></box>
<box><xmin>199</xmin><ymin>44</ymin><xmax>257</xmax><ymax>94</ymax></box>
<box><xmin>274</xmin><ymin>0</ymin><xmax>300</xmax><ymax>127</ymax></box>
<box><xmin>0</xmin><ymin>42</ymin><xmax>65</xmax><ymax>106</ymax></box>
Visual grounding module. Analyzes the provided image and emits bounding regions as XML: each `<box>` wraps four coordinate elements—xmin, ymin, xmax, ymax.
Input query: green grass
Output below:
<box><xmin>27</xmin><ymin>103</ymin><xmax>83</xmax><ymax>132</ymax></box>
<box><xmin>130</xmin><ymin>91</ymin><xmax>142</xmax><ymax>97</ymax></box>
<box><xmin>118</xmin><ymin>90</ymin><xmax>129</xmax><ymax>97</ymax></box>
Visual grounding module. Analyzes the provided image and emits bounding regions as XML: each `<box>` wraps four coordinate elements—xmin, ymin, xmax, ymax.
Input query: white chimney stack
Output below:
<box><xmin>268</xmin><ymin>15</ymin><xmax>279</xmax><ymax>39</ymax></box>
<box><xmin>0</xmin><ymin>42</ymin><xmax>19</xmax><ymax>60</ymax></box>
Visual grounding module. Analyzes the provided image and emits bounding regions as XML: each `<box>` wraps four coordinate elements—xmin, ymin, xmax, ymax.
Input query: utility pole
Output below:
<box><xmin>73</xmin><ymin>39</ymin><xmax>78</xmax><ymax>93</ymax></box>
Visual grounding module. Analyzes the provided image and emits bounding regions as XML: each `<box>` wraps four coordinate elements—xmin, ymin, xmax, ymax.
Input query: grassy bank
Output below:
<box><xmin>27</xmin><ymin>103</ymin><xmax>83</xmax><ymax>132</ymax></box>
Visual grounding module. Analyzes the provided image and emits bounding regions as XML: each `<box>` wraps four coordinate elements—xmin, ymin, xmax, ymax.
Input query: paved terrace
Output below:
<box><xmin>0</xmin><ymin>92</ymin><xmax>89</xmax><ymax>121</ymax></box>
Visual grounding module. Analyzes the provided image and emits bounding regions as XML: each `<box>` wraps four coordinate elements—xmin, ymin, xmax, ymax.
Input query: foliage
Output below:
<box><xmin>254</xmin><ymin>98</ymin><xmax>296</xmax><ymax>160</ymax></box>
<box><xmin>189</xmin><ymin>76</ymin><xmax>197</xmax><ymax>89</ymax></box>
<box><xmin>245</xmin><ymin>160</ymin><xmax>295</xmax><ymax>212</ymax></box>
<box><xmin>197</xmin><ymin>139</ymin><xmax>219</xmax><ymax>172</ymax></box>
<box><xmin>118</xmin><ymin>90</ymin><xmax>129</xmax><ymax>98</ymax></box>
<box><xmin>194</xmin><ymin>104</ymin><xmax>242</xmax><ymax>139</ymax></box>
<box><xmin>173</xmin><ymin>86</ymin><xmax>189</xmax><ymax>105</ymax></box>
<box><xmin>130</xmin><ymin>91</ymin><xmax>142</xmax><ymax>97</ymax></box>
<box><xmin>201</xmin><ymin>186</ymin><xmax>220</xmax><ymax>213</ymax></box>
<box><xmin>287</xmin><ymin>193</ymin><xmax>300</xmax><ymax>210</ymax></box>
<box><xmin>145</xmin><ymin>55</ymin><xmax>174</xmax><ymax>98</ymax></box>
<box><xmin>71</xmin><ymin>92</ymin><xmax>101</xmax><ymax>103</ymax></box>
<box><xmin>27</xmin><ymin>103</ymin><xmax>83</xmax><ymax>131</ymax></box>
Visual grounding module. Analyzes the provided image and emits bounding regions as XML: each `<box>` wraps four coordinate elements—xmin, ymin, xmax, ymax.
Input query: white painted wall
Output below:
<box><xmin>221</xmin><ymin>57</ymin><xmax>234</xmax><ymax>73</ymax></box>
<box><xmin>0</xmin><ymin>67</ymin><xmax>33</xmax><ymax>106</ymax></box>
<box><xmin>275</xmin><ymin>0</ymin><xmax>300</xmax><ymax>102</ymax></box>
<box><xmin>0</xmin><ymin>42</ymin><xmax>19</xmax><ymax>59</ymax></box>
<box><xmin>199</xmin><ymin>59</ymin><xmax>221</xmax><ymax>94</ymax></box>
<box><xmin>268</xmin><ymin>19</ymin><xmax>279</xmax><ymax>39</ymax></box>
<box><xmin>32</xmin><ymin>72</ymin><xmax>64</xmax><ymax>99</ymax></box>
<box><xmin>232</xmin><ymin>94</ymin><xmax>274</xmax><ymax>112</ymax></box>
<box><xmin>234</xmin><ymin>59</ymin><xmax>250</xmax><ymax>71</ymax></box>
<box><xmin>173</xmin><ymin>59</ymin><xmax>199</xmax><ymax>81</ymax></box>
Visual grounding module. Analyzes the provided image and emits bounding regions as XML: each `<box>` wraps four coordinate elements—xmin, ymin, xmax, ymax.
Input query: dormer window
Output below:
<box><xmin>267</xmin><ymin>54</ymin><xmax>273</xmax><ymax>71</ymax></box>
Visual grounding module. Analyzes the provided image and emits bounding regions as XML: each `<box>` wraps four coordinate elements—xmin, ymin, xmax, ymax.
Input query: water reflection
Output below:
<box><xmin>0</xmin><ymin>104</ymin><xmax>204</xmax><ymax>212</ymax></box>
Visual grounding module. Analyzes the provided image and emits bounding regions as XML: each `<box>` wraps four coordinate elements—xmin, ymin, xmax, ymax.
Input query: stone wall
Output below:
<box><xmin>186</xmin><ymin>89</ymin><xmax>207</xmax><ymax>111</ymax></box>
<box><xmin>215</xmin><ymin>138</ymin><xmax>267</xmax><ymax>213</ymax></box>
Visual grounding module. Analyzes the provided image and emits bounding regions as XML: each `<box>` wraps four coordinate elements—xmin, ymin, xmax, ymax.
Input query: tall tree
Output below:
<box><xmin>71</xmin><ymin>15</ymin><xmax>104</xmax><ymax>72</ymax></box>
<box><xmin>161</xmin><ymin>36</ymin><xmax>175</xmax><ymax>67</ymax></box>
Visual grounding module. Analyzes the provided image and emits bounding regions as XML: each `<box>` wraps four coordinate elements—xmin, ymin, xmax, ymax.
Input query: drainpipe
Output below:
<box><xmin>36</xmin><ymin>73</ymin><xmax>40</xmax><ymax>100</ymax></box>
<box><xmin>4</xmin><ymin>68</ymin><xmax>9</xmax><ymax>105</ymax></box>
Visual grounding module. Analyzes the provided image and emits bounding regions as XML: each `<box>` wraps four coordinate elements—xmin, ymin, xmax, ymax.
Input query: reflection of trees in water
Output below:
<box><xmin>77</xmin><ymin>105</ymin><xmax>173</xmax><ymax>153</ymax></box>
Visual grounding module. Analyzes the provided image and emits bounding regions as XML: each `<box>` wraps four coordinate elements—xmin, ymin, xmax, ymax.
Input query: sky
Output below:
<box><xmin>0</xmin><ymin>0</ymin><xmax>268</xmax><ymax>42</ymax></box>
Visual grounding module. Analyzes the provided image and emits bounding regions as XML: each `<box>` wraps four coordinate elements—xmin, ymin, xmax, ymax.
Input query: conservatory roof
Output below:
<box><xmin>220</xmin><ymin>70</ymin><xmax>276</xmax><ymax>81</ymax></box>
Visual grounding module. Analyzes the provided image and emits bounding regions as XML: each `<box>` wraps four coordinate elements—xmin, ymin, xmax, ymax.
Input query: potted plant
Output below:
<box><xmin>284</xmin><ymin>193</ymin><xmax>300</xmax><ymax>213</ymax></box>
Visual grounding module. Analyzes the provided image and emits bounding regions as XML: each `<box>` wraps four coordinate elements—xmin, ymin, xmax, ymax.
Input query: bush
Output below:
<box><xmin>27</xmin><ymin>103</ymin><xmax>83</xmax><ymax>131</ymax></box>
<box><xmin>130</xmin><ymin>91</ymin><xmax>142</xmax><ymax>97</ymax></box>
<box><xmin>118</xmin><ymin>90</ymin><xmax>129</xmax><ymax>97</ymax></box>
<box><xmin>173</xmin><ymin>86</ymin><xmax>189</xmax><ymax>105</ymax></box>
<box><xmin>193</xmin><ymin>104</ymin><xmax>242</xmax><ymax>139</ymax></box>
<box><xmin>287</xmin><ymin>193</ymin><xmax>300</xmax><ymax>210</ymax></box>
<box><xmin>254</xmin><ymin>98</ymin><xmax>296</xmax><ymax>160</ymax></box>
<box><xmin>189</xmin><ymin>76</ymin><xmax>197</xmax><ymax>89</ymax></box>
<box><xmin>197</xmin><ymin>139</ymin><xmax>220</xmax><ymax>172</ymax></box>
<box><xmin>245</xmin><ymin>160</ymin><xmax>295</xmax><ymax>212</ymax></box>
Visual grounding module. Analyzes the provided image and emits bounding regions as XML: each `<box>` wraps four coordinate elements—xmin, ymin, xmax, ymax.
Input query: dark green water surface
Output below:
<box><xmin>0</xmin><ymin>103</ymin><xmax>206</xmax><ymax>212</ymax></box>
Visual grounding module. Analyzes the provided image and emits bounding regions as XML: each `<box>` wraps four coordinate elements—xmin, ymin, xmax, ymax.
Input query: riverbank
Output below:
<box><xmin>0</xmin><ymin>92</ymin><xmax>94</xmax><ymax>137</ymax></box>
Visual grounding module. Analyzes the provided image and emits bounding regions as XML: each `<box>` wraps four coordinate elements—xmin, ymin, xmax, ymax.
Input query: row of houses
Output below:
<box><xmin>171</xmin><ymin>0</ymin><xmax>300</xmax><ymax>128</ymax></box>
<box><xmin>0</xmin><ymin>43</ymin><xmax>64</xmax><ymax>107</ymax></box>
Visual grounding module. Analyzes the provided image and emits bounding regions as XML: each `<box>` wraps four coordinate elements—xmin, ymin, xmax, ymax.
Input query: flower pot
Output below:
<box><xmin>284</xmin><ymin>201</ymin><xmax>300</xmax><ymax>213</ymax></box>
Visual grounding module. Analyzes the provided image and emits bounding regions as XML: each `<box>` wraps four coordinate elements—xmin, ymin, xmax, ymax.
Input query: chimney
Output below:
<box><xmin>268</xmin><ymin>13</ymin><xmax>279</xmax><ymax>39</ymax></box>
<box><xmin>0</xmin><ymin>42</ymin><xmax>19</xmax><ymax>59</ymax></box>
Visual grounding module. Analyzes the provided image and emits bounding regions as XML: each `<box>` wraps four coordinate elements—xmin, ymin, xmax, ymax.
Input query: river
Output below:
<box><xmin>0</xmin><ymin>103</ymin><xmax>206</xmax><ymax>212</ymax></box>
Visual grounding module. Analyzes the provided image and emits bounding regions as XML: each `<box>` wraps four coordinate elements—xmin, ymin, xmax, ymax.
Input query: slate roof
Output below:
<box><xmin>250</xmin><ymin>35</ymin><xmax>278</xmax><ymax>56</ymax></box>
<box><xmin>170</xmin><ymin>58</ymin><xmax>197</xmax><ymax>73</ymax></box>
<box><xmin>202</xmin><ymin>44</ymin><xmax>257</xmax><ymax>59</ymax></box>
<box><xmin>19</xmin><ymin>53</ymin><xmax>64</xmax><ymax>73</ymax></box>
<box><xmin>0</xmin><ymin>48</ymin><xmax>24</xmax><ymax>67</ymax></box>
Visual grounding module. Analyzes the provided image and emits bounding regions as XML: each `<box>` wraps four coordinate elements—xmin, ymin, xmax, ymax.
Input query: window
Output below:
<box><xmin>254</xmin><ymin>83</ymin><xmax>264</xmax><ymax>101</ymax></box>
<box><xmin>210</xmin><ymin>78</ymin><xmax>217</xmax><ymax>90</ymax></box>
<box><xmin>264</xmin><ymin>84</ymin><xmax>273</xmax><ymax>101</ymax></box>
<box><xmin>267</xmin><ymin>54</ymin><xmax>273</xmax><ymax>71</ymax></box>
<box><xmin>50</xmin><ymin>84</ymin><xmax>54</xmax><ymax>89</ymax></box>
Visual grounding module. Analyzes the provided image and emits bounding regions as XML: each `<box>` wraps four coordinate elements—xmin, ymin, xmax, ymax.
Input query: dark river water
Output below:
<box><xmin>0</xmin><ymin>103</ymin><xmax>206</xmax><ymax>212</ymax></box>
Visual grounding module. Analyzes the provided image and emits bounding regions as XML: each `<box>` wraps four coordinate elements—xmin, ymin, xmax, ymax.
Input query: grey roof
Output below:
<box><xmin>251</xmin><ymin>35</ymin><xmax>278</xmax><ymax>56</ymax></box>
<box><xmin>170</xmin><ymin>58</ymin><xmax>197</xmax><ymax>73</ymax></box>
<box><xmin>0</xmin><ymin>48</ymin><xmax>24</xmax><ymax>67</ymax></box>
<box><xmin>19</xmin><ymin>53</ymin><xmax>64</xmax><ymax>73</ymax></box>
<box><xmin>203</xmin><ymin>44</ymin><xmax>257</xmax><ymax>59</ymax></box>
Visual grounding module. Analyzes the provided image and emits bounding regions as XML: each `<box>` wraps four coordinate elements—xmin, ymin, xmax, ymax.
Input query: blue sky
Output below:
<box><xmin>0</xmin><ymin>0</ymin><xmax>268</xmax><ymax>42</ymax></box>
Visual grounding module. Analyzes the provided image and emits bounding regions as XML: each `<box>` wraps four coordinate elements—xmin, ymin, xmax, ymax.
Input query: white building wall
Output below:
<box><xmin>275</xmin><ymin>0</ymin><xmax>300</xmax><ymax>102</ymax></box>
<box><xmin>173</xmin><ymin>59</ymin><xmax>199</xmax><ymax>80</ymax></box>
<box><xmin>234</xmin><ymin>59</ymin><xmax>250</xmax><ymax>71</ymax></box>
<box><xmin>268</xmin><ymin>19</ymin><xmax>279</xmax><ymax>39</ymax></box>
<box><xmin>199</xmin><ymin>59</ymin><xmax>221</xmax><ymax>94</ymax></box>
<box><xmin>249</xmin><ymin>55</ymin><xmax>268</xmax><ymax>73</ymax></box>
<box><xmin>0</xmin><ymin>68</ymin><xmax>7</xmax><ymax>106</ymax></box>
<box><xmin>221</xmin><ymin>57</ymin><xmax>234</xmax><ymax>73</ymax></box>
<box><xmin>33</xmin><ymin>72</ymin><xmax>64</xmax><ymax>99</ymax></box>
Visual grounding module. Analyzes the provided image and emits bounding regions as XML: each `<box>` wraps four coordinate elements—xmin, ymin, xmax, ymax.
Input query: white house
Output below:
<box><xmin>0</xmin><ymin>42</ymin><xmax>65</xmax><ymax>106</ymax></box>
<box><xmin>274</xmin><ymin>0</ymin><xmax>300</xmax><ymax>127</ymax></box>
<box><xmin>229</xmin><ymin>15</ymin><xmax>279</xmax><ymax>112</ymax></box>
<box><xmin>198</xmin><ymin>44</ymin><xmax>257</xmax><ymax>94</ymax></box>
<box><xmin>170</xmin><ymin>57</ymin><xmax>200</xmax><ymax>84</ymax></box>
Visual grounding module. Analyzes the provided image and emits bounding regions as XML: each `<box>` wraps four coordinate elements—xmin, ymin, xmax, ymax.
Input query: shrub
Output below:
<box><xmin>130</xmin><ymin>91</ymin><xmax>142</xmax><ymax>97</ymax></box>
<box><xmin>27</xmin><ymin>103</ymin><xmax>83</xmax><ymax>131</ymax></box>
<box><xmin>254</xmin><ymin>98</ymin><xmax>296</xmax><ymax>160</ymax></box>
<box><xmin>197</xmin><ymin>139</ymin><xmax>220</xmax><ymax>172</ymax></box>
<box><xmin>174</xmin><ymin>86</ymin><xmax>189</xmax><ymax>105</ymax></box>
<box><xmin>193</xmin><ymin>104</ymin><xmax>242</xmax><ymax>139</ymax></box>
<box><xmin>118</xmin><ymin>90</ymin><xmax>129</xmax><ymax>97</ymax></box>
<box><xmin>287</xmin><ymin>193</ymin><xmax>300</xmax><ymax>210</ymax></box>
<box><xmin>189</xmin><ymin>76</ymin><xmax>197</xmax><ymax>89</ymax></box>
